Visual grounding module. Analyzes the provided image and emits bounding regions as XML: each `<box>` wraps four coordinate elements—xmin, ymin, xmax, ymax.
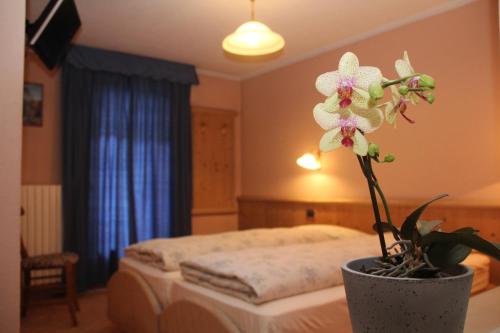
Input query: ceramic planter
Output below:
<box><xmin>341</xmin><ymin>256</ymin><xmax>473</xmax><ymax>333</ymax></box>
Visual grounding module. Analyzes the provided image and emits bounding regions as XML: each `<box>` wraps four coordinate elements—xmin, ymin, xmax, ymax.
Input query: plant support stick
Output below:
<box><xmin>358</xmin><ymin>155</ymin><xmax>388</xmax><ymax>258</ymax></box>
<box><xmin>367</xmin><ymin>157</ymin><xmax>401</xmax><ymax>242</ymax></box>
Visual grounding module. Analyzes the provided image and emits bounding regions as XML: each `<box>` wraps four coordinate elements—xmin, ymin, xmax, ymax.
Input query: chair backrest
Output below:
<box><xmin>21</xmin><ymin>239</ymin><xmax>29</xmax><ymax>259</ymax></box>
<box><xmin>20</xmin><ymin>206</ymin><xmax>28</xmax><ymax>259</ymax></box>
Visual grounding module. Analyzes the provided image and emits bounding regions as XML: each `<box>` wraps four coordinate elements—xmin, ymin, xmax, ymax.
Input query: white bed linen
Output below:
<box><xmin>169</xmin><ymin>277</ymin><xmax>351</xmax><ymax>333</ymax></box>
<box><xmin>463</xmin><ymin>252</ymin><xmax>490</xmax><ymax>294</ymax></box>
<box><xmin>118</xmin><ymin>252</ymin><xmax>491</xmax><ymax>333</ymax></box>
<box><xmin>180</xmin><ymin>235</ymin><xmax>381</xmax><ymax>304</ymax></box>
<box><xmin>119</xmin><ymin>257</ymin><xmax>352</xmax><ymax>332</ymax></box>
<box><xmin>125</xmin><ymin>224</ymin><xmax>365</xmax><ymax>271</ymax></box>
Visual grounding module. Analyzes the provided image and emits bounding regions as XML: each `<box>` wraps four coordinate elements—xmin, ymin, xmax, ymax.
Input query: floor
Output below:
<box><xmin>21</xmin><ymin>290</ymin><xmax>121</xmax><ymax>333</ymax></box>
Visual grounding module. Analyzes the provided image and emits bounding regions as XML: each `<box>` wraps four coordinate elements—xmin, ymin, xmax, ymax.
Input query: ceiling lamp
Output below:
<box><xmin>222</xmin><ymin>0</ymin><xmax>285</xmax><ymax>56</ymax></box>
<box><xmin>296</xmin><ymin>152</ymin><xmax>322</xmax><ymax>171</ymax></box>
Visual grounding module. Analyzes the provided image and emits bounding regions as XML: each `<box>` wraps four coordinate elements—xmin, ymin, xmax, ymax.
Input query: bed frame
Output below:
<box><xmin>107</xmin><ymin>270</ymin><xmax>240</xmax><ymax>333</ymax></box>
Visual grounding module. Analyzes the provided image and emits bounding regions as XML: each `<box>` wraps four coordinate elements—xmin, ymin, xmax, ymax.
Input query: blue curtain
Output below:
<box><xmin>62</xmin><ymin>46</ymin><xmax>197</xmax><ymax>289</ymax></box>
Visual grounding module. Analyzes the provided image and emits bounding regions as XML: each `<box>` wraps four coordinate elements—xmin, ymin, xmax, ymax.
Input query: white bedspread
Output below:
<box><xmin>125</xmin><ymin>225</ymin><xmax>365</xmax><ymax>271</ymax></box>
<box><xmin>169</xmin><ymin>277</ymin><xmax>351</xmax><ymax>333</ymax></box>
<box><xmin>180</xmin><ymin>234</ymin><xmax>382</xmax><ymax>304</ymax></box>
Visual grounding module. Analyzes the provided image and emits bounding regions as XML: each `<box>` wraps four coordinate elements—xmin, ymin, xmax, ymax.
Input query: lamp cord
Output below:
<box><xmin>250</xmin><ymin>0</ymin><xmax>255</xmax><ymax>20</ymax></box>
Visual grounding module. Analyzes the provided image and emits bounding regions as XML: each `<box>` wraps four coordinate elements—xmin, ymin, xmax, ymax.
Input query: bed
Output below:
<box><xmin>114</xmin><ymin>258</ymin><xmax>352</xmax><ymax>332</ymax></box>
<box><xmin>108</xmin><ymin>225</ymin><xmax>368</xmax><ymax>332</ymax></box>
<box><xmin>110</xmin><ymin>257</ymin><xmax>353</xmax><ymax>333</ymax></box>
<box><xmin>108</xmin><ymin>226</ymin><xmax>492</xmax><ymax>333</ymax></box>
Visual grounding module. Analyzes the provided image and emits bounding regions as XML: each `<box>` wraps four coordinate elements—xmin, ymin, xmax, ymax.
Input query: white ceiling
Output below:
<box><xmin>29</xmin><ymin>0</ymin><xmax>474</xmax><ymax>79</ymax></box>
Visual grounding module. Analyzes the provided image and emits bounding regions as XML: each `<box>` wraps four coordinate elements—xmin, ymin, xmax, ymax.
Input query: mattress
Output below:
<box><xmin>119</xmin><ymin>257</ymin><xmax>179</xmax><ymax>308</ymax></box>
<box><xmin>119</xmin><ymin>245</ymin><xmax>491</xmax><ymax>332</ymax></box>
<box><xmin>165</xmin><ymin>258</ymin><xmax>491</xmax><ymax>333</ymax></box>
<box><xmin>120</xmin><ymin>257</ymin><xmax>352</xmax><ymax>332</ymax></box>
<box><xmin>169</xmin><ymin>277</ymin><xmax>352</xmax><ymax>333</ymax></box>
<box><xmin>464</xmin><ymin>287</ymin><xmax>500</xmax><ymax>333</ymax></box>
<box><xmin>463</xmin><ymin>252</ymin><xmax>491</xmax><ymax>294</ymax></box>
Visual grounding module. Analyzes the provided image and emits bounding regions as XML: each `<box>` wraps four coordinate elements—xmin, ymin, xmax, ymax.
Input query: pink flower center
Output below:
<box><xmin>341</xmin><ymin>136</ymin><xmax>354</xmax><ymax>147</ymax></box>
<box><xmin>339</xmin><ymin>118</ymin><xmax>357</xmax><ymax>148</ymax></box>
<box><xmin>395</xmin><ymin>98</ymin><xmax>415</xmax><ymax>124</ymax></box>
<box><xmin>407</xmin><ymin>76</ymin><xmax>420</xmax><ymax>88</ymax></box>
<box><xmin>337</xmin><ymin>78</ymin><xmax>355</xmax><ymax>109</ymax></box>
<box><xmin>396</xmin><ymin>98</ymin><xmax>408</xmax><ymax>113</ymax></box>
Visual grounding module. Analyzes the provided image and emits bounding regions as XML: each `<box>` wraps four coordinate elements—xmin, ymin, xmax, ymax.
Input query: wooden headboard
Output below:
<box><xmin>238</xmin><ymin>196</ymin><xmax>500</xmax><ymax>283</ymax></box>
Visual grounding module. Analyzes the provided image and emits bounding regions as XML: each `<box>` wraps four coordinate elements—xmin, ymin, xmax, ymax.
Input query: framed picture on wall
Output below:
<box><xmin>23</xmin><ymin>82</ymin><xmax>43</xmax><ymax>126</ymax></box>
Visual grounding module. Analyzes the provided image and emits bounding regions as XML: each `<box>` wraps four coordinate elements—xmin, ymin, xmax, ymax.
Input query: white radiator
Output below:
<box><xmin>21</xmin><ymin>185</ymin><xmax>63</xmax><ymax>284</ymax></box>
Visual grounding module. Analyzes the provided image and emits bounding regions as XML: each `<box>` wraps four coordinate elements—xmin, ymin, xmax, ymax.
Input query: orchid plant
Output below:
<box><xmin>313</xmin><ymin>51</ymin><xmax>500</xmax><ymax>278</ymax></box>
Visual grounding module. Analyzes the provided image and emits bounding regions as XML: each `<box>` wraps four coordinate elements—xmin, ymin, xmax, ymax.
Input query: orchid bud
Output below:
<box><xmin>419</xmin><ymin>74</ymin><xmax>435</xmax><ymax>89</ymax></box>
<box><xmin>398</xmin><ymin>85</ymin><xmax>409</xmax><ymax>96</ymax></box>
<box><xmin>426</xmin><ymin>93</ymin><xmax>435</xmax><ymax>104</ymax></box>
<box><xmin>383</xmin><ymin>154</ymin><xmax>395</xmax><ymax>163</ymax></box>
<box><xmin>369</xmin><ymin>83</ymin><xmax>384</xmax><ymax>100</ymax></box>
<box><xmin>368</xmin><ymin>143</ymin><xmax>380</xmax><ymax>158</ymax></box>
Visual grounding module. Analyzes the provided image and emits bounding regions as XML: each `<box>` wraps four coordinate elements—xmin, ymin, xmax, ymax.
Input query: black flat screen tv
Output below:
<box><xmin>26</xmin><ymin>0</ymin><xmax>81</xmax><ymax>69</ymax></box>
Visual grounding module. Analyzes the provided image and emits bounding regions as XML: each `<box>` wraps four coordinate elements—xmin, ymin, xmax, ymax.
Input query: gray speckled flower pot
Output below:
<box><xmin>341</xmin><ymin>257</ymin><xmax>473</xmax><ymax>333</ymax></box>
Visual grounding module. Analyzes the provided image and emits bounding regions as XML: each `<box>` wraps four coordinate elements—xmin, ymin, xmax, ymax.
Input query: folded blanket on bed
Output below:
<box><xmin>125</xmin><ymin>225</ymin><xmax>364</xmax><ymax>271</ymax></box>
<box><xmin>180</xmin><ymin>234</ymin><xmax>383</xmax><ymax>304</ymax></box>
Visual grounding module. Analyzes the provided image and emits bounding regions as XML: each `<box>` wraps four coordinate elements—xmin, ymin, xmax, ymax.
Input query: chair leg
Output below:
<box><xmin>69</xmin><ymin>263</ymin><xmax>80</xmax><ymax>311</ymax></box>
<box><xmin>21</xmin><ymin>268</ymin><xmax>31</xmax><ymax>317</ymax></box>
<box><xmin>64</xmin><ymin>263</ymin><xmax>78</xmax><ymax>326</ymax></box>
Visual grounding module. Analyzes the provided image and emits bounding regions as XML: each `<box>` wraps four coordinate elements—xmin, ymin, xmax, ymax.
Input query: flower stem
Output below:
<box><xmin>366</xmin><ymin>159</ymin><xmax>400</xmax><ymax>241</ymax></box>
<box><xmin>357</xmin><ymin>155</ymin><xmax>388</xmax><ymax>258</ymax></box>
<box><xmin>374</xmin><ymin>183</ymin><xmax>393</xmax><ymax>224</ymax></box>
<box><xmin>381</xmin><ymin>73</ymin><xmax>421</xmax><ymax>88</ymax></box>
<box><xmin>407</xmin><ymin>87</ymin><xmax>432</xmax><ymax>92</ymax></box>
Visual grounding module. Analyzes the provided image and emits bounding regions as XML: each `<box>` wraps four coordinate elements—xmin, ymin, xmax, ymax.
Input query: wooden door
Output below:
<box><xmin>192</xmin><ymin>107</ymin><xmax>236</xmax><ymax>215</ymax></box>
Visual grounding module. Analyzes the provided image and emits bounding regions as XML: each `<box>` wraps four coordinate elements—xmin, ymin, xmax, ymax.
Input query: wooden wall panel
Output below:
<box><xmin>239</xmin><ymin>197</ymin><xmax>500</xmax><ymax>242</ymax></box>
<box><xmin>239</xmin><ymin>201</ymin><xmax>266</xmax><ymax>230</ymax></box>
<box><xmin>192</xmin><ymin>107</ymin><xmax>236</xmax><ymax>214</ymax></box>
<box><xmin>239</xmin><ymin>197</ymin><xmax>500</xmax><ymax>283</ymax></box>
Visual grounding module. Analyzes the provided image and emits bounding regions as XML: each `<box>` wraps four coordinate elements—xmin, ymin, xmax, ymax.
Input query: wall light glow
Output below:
<box><xmin>296</xmin><ymin>152</ymin><xmax>322</xmax><ymax>171</ymax></box>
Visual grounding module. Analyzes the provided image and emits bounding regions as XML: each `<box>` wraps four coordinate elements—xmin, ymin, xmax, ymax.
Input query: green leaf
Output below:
<box><xmin>426</xmin><ymin>228</ymin><xmax>474</xmax><ymax>268</ymax></box>
<box><xmin>427</xmin><ymin>244</ymin><xmax>471</xmax><ymax>268</ymax></box>
<box><xmin>372</xmin><ymin>222</ymin><xmax>401</xmax><ymax>236</ymax></box>
<box><xmin>421</xmin><ymin>230</ymin><xmax>500</xmax><ymax>261</ymax></box>
<box><xmin>400</xmin><ymin>194</ymin><xmax>448</xmax><ymax>241</ymax></box>
<box><xmin>453</xmin><ymin>227</ymin><xmax>479</xmax><ymax>234</ymax></box>
<box><xmin>417</xmin><ymin>220</ymin><xmax>443</xmax><ymax>236</ymax></box>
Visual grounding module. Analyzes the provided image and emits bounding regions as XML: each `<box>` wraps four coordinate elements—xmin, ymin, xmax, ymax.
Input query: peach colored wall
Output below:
<box><xmin>192</xmin><ymin>74</ymin><xmax>241</xmax><ymax>112</ymax></box>
<box><xmin>0</xmin><ymin>0</ymin><xmax>25</xmax><ymax>331</ymax></box>
<box><xmin>241</xmin><ymin>0</ymin><xmax>500</xmax><ymax>205</ymax></box>
<box><xmin>21</xmin><ymin>64</ymin><xmax>242</xmax><ymax>233</ymax></box>
<box><xmin>23</xmin><ymin>53</ymin><xmax>61</xmax><ymax>184</ymax></box>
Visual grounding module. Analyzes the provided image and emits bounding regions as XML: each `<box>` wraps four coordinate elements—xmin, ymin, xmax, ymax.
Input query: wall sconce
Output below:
<box><xmin>296</xmin><ymin>151</ymin><xmax>321</xmax><ymax>170</ymax></box>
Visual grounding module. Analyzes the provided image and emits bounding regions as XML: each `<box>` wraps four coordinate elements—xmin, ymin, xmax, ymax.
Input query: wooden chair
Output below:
<box><xmin>20</xmin><ymin>208</ymin><xmax>80</xmax><ymax>326</ymax></box>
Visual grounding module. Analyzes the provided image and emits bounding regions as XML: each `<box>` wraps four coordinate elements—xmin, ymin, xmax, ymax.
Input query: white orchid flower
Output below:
<box><xmin>395</xmin><ymin>51</ymin><xmax>421</xmax><ymax>105</ymax></box>
<box><xmin>385</xmin><ymin>85</ymin><xmax>412</xmax><ymax>126</ymax></box>
<box><xmin>316</xmin><ymin>52</ymin><xmax>382</xmax><ymax>112</ymax></box>
<box><xmin>313</xmin><ymin>103</ymin><xmax>383</xmax><ymax>156</ymax></box>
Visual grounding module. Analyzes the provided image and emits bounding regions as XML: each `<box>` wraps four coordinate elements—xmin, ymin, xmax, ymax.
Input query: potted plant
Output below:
<box><xmin>312</xmin><ymin>51</ymin><xmax>500</xmax><ymax>333</ymax></box>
